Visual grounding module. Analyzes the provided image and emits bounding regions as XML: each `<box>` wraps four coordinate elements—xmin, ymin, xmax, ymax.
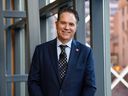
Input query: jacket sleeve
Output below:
<box><xmin>27</xmin><ymin>46</ymin><xmax>44</xmax><ymax>96</ymax></box>
<box><xmin>82</xmin><ymin>49</ymin><xmax>96</xmax><ymax>96</ymax></box>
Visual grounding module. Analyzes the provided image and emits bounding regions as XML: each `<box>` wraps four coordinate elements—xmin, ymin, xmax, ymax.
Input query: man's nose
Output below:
<box><xmin>64</xmin><ymin>24</ymin><xmax>69</xmax><ymax>29</ymax></box>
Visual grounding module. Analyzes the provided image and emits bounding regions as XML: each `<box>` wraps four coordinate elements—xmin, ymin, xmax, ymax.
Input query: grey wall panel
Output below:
<box><xmin>0</xmin><ymin>1</ymin><xmax>6</xmax><ymax>96</ymax></box>
<box><xmin>73</xmin><ymin>0</ymin><xmax>86</xmax><ymax>44</ymax></box>
<box><xmin>27</xmin><ymin>0</ymin><xmax>41</xmax><ymax>60</ymax></box>
<box><xmin>90</xmin><ymin>0</ymin><xmax>111</xmax><ymax>96</ymax></box>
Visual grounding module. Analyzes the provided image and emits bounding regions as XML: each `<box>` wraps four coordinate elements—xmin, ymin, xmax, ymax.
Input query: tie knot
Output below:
<box><xmin>59</xmin><ymin>45</ymin><xmax>67</xmax><ymax>50</ymax></box>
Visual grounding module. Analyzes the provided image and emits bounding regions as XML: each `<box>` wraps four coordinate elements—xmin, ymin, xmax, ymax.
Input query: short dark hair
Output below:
<box><xmin>57</xmin><ymin>7</ymin><xmax>79</xmax><ymax>22</ymax></box>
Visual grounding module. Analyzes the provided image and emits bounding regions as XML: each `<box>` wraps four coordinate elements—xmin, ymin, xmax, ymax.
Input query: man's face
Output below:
<box><xmin>56</xmin><ymin>12</ymin><xmax>77</xmax><ymax>43</ymax></box>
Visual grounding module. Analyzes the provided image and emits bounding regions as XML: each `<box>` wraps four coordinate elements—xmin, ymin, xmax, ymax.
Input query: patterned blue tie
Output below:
<box><xmin>58</xmin><ymin>45</ymin><xmax>68</xmax><ymax>82</ymax></box>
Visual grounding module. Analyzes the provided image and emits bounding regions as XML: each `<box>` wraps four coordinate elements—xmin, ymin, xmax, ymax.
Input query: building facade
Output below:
<box><xmin>0</xmin><ymin>0</ymin><xmax>111</xmax><ymax>96</ymax></box>
<box><xmin>110</xmin><ymin>0</ymin><xmax>128</xmax><ymax>95</ymax></box>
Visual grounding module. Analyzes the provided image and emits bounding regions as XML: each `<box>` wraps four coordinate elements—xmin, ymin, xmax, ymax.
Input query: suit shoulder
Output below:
<box><xmin>74</xmin><ymin>41</ymin><xmax>93</xmax><ymax>60</ymax></box>
<box><xmin>36</xmin><ymin>39</ymin><xmax>56</xmax><ymax>48</ymax></box>
<box><xmin>75</xmin><ymin>40</ymin><xmax>91</xmax><ymax>51</ymax></box>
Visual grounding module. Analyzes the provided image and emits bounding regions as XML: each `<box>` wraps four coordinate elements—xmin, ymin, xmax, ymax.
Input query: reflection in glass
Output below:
<box><xmin>110</xmin><ymin>0</ymin><xmax>128</xmax><ymax>95</ymax></box>
<box><xmin>47</xmin><ymin>14</ymin><xmax>57</xmax><ymax>41</ymax></box>
<box><xmin>46</xmin><ymin>0</ymin><xmax>56</xmax><ymax>5</ymax></box>
<box><xmin>7</xmin><ymin>82</ymin><xmax>28</xmax><ymax>96</ymax></box>
<box><xmin>6</xmin><ymin>25</ymin><xmax>28</xmax><ymax>75</ymax></box>
<box><xmin>124</xmin><ymin>73</ymin><xmax>128</xmax><ymax>82</ymax></box>
<box><xmin>85</xmin><ymin>0</ymin><xmax>91</xmax><ymax>47</ymax></box>
<box><xmin>111</xmin><ymin>73</ymin><xmax>117</xmax><ymax>82</ymax></box>
<box><xmin>112</xmin><ymin>82</ymin><xmax>128</xmax><ymax>96</ymax></box>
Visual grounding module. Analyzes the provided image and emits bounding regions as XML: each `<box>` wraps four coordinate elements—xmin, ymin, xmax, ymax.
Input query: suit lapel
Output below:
<box><xmin>62</xmin><ymin>40</ymin><xmax>80</xmax><ymax>86</ymax></box>
<box><xmin>48</xmin><ymin>39</ymin><xmax>61</xmax><ymax>86</ymax></box>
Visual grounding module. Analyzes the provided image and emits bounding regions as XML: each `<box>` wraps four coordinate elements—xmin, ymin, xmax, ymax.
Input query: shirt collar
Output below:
<box><xmin>57</xmin><ymin>39</ymin><xmax>72</xmax><ymax>48</ymax></box>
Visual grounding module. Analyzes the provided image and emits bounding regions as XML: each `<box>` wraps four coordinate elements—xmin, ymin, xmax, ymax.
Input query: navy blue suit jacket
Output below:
<box><xmin>28</xmin><ymin>39</ymin><xmax>96</xmax><ymax>96</ymax></box>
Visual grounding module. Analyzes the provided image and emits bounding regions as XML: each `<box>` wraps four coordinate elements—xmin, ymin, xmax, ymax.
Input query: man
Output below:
<box><xmin>28</xmin><ymin>8</ymin><xmax>96</xmax><ymax>96</ymax></box>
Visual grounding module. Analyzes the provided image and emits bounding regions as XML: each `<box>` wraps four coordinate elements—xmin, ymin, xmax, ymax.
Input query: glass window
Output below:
<box><xmin>49</xmin><ymin>0</ymin><xmax>56</xmax><ymax>3</ymax></box>
<box><xmin>7</xmin><ymin>82</ymin><xmax>28</xmax><ymax>96</ymax></box>
<box><xmin>46</xmin><ymin>14</ymin><xmax>57</xmax><ymax>41</ymax></box>
<box><xmin>46</xmin><ymin>0</ymin><xmax>56</xmax><ymax>5</ymax></box>
<box><xmin>39</xmin><ymin>0</ymin><xmax>56</xmax><ymax>8</ymax></box>
<box><xmin>2</xmin><ymin>0</ymin><xmax>29</xmax><ymax>96</ymax></box>
<box><xmin>109</xmin><ymin>0</ymin><xmax>128</xmax><ymax>96</ymax></box>
<box><xmin>85</xmin><ymin>0</ymin><xmax>91</xmax><ymax>47</ymax></box>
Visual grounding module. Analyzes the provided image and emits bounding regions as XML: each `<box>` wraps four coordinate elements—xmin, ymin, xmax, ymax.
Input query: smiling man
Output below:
<box><xmin>28</xmin><ymin>8</ymin><xmax>96</xmax><ymax>96</ymax></box>
<box><xmin>56</xmin><ymin>9</ymin><xmax>77</xmax><ymax>44</ymax></box>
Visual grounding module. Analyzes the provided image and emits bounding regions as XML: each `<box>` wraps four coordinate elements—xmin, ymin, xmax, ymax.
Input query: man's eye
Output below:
<box><xmin>60</xmin><ymin>21</ymin><xmax>66</xmax><ymax>24</ymax></box>
<box><xmin>69</xmin><ymin>23</ymin><xmax>74</xmax><ymax>26</ymax></box>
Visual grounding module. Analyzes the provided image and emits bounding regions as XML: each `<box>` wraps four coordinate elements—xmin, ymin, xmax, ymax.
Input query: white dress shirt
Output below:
<box><xmin>57</xmin><ymin>39</ymin><xmax>72</xmax><ymax>62</ymax></box>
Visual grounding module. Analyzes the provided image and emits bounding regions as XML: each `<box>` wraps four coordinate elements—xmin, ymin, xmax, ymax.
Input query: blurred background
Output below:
<box><xmin>0</xmin><ymin>0</ymin><xmax>128</xmax><ymax>96</ymax></box>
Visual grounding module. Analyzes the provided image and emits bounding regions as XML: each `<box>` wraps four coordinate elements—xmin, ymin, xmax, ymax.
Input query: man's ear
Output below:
<box><xmin>55</xmin><ymin>21</ymin><xmax>58</xmax><ymax>26</ymax></box>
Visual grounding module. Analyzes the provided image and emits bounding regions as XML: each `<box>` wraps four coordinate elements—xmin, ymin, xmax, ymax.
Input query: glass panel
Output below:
<box><xmin>45</xmin><ymin>0</ymin><xmax>56</xmax><ymax>5</ymax></box>
<box><xmin>109</xmin><ymin>0</ymin><xmax>128</xmax><ymax>95</ymax></box>
<box><xmin>2</xmin><ymin>0</ymin><xmax>5</xmax><ymax>10</ymax></box>
<box><xmin>49</xmin><ymin>0</ymin><xmax>56</xmax><ymax>3</ymax></box>
<box><xmin>46</xmin><ymin>14</ymin><xmax>57</xmax><ymax>41</ymax></box>
<box><xmin>111</xmin><ymin>73</ymin><xmax>117</xmax><ymax>82</ymax></box>
<box><xmin>3</xmin><ymin>0</ymin><xmax>26</xmax><ymax>11</ymax></box>
<box><xmin>124</xmin><ymin>73</ymin><xmax>128</xmax><ymax>82</ymax></box>
<box><xmin>39</xmin><ymin>0</ymin><xmax>48</xmax><ymax>8</ymax></box>
<box><xmin>85</xmin><ymin>0</ymin><xmax>91</xmax><ymax>47</ymax></box>
<box><xmin>7</xmin><ymin>82</ymin><xmax>28</xmax><ymax>96</ymax></box>
<box><xmin>4</xmin><ymin>0</ymin><xmax>28</xmax><ymax>75</ymax></box>
<box><xmin>112</xmin><ymin>82</ymin><xmax>128</xmax><ymax>96</ymax></box>
<box><xmin>5</xmin><ymin>20</ymin><xmax>29</xmax><ymax>75</ymax></box>
<box><xmin>15</xmin><ymin>0</ymin><xmax>26</xmax><ymax>11</ymax></box>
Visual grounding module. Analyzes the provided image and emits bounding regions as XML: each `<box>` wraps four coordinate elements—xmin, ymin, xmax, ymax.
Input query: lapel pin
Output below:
<box><xmin>76</xmin><ymin>48</ymin><xmax>79</xmax><ymax>52</ymax></box>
